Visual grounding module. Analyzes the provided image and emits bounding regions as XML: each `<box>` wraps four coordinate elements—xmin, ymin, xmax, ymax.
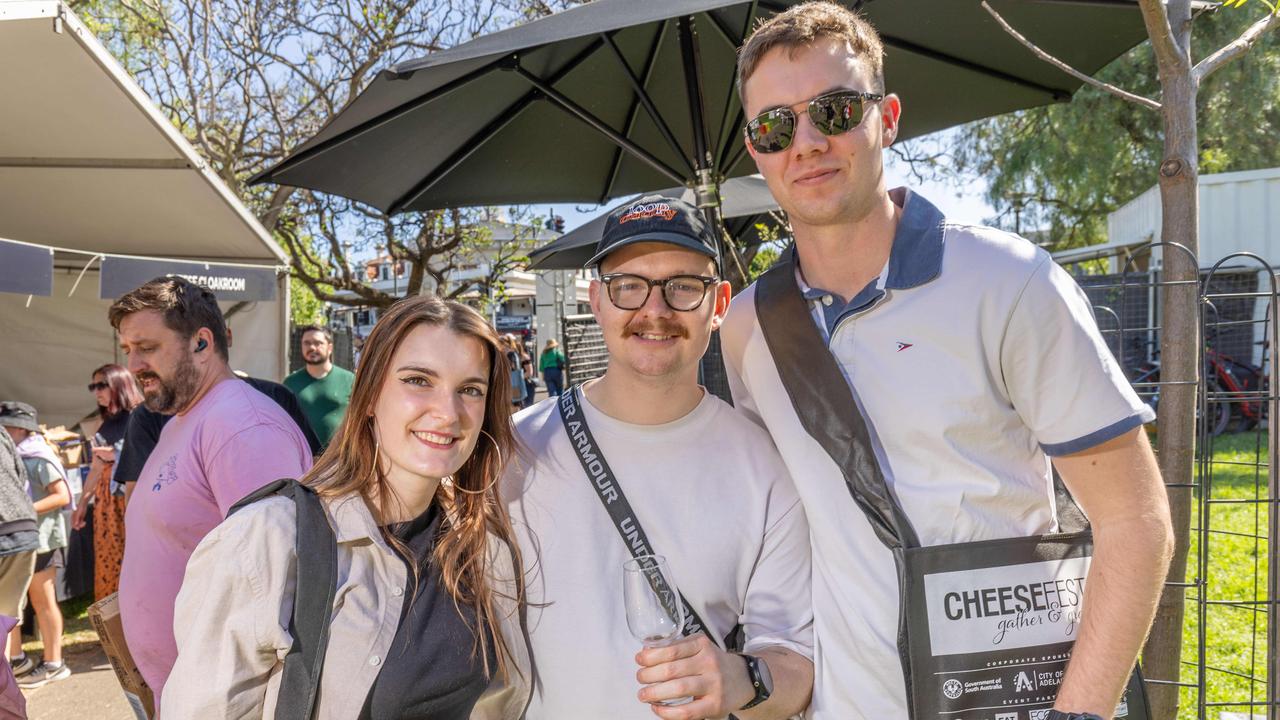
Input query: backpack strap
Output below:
<box><xmin>229</xmin><ymin>479</ymin><xmax>337</xmax><ymax>720</ymax></box>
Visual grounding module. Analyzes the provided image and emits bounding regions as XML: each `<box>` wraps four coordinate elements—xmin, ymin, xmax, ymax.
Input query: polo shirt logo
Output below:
<box><xmin>897</xmin><ymin>342</ymin><xmax>914</xmax><ymax>352</ymax></box>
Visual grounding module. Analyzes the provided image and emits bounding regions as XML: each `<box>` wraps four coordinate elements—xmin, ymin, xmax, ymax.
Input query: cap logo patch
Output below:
<box><xmin>619</xmin><ymin>201</ymin><xmax>678</xmax><ymax>224</ymax></box>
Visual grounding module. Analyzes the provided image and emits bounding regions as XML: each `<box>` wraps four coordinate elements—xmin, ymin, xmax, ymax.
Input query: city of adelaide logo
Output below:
<box><xmin>1015</xmin><ymin>671</ymin><xmax>1035</xmax><ymax>692</ymax></box>
<box><xmin>942</xmin><ymin>679</ymin><xmax>963</xmax><ymax>700</ymax></box>
<box><xmin>619</xmin><ymin>201</ymin><xmax>678</xmax><ymax>224</ymax></box>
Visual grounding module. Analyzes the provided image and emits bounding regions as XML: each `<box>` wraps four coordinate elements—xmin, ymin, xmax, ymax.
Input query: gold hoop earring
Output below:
<box><xmin>453</xmin><ymin>429</ymin><xmax>501</xmax><ymax>496</ymax></box>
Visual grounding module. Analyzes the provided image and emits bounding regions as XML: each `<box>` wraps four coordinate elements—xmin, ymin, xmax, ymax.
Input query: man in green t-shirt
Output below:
<box><xmin>283</xmin><ymin>325</ymin><xmax>355</xmax><ymax>449</ymax></box>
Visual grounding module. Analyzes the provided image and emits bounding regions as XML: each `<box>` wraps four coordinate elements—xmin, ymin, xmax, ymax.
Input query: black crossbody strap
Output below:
<box><xmin>557</xmin><ymin>386</ymin><xmax>714</xmax><ymax>642</ymax></box>
<box><xmin>229</xmin><ymin>479</ymin><xmax>338</xmax><ymax>720</ymax></box>
<box><xmin>754</xmin><ymin>258</ymin><xmax>921</xmax><ymax>550</ymax></box>
<box><xmin>1053</xmin><ymin>470</ymin><xmax>1089</xmax><ymax>534</ymax></box>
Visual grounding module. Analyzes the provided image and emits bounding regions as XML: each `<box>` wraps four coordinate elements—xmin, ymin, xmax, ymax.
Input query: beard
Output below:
<box><xmin>137</xmin><ymin>352</ymin><xmax>200</xmax><ymax>414</ymax></box>
<box><xmin>303</xmin><ymin>351</ymin><xmax>328</xmax><ymax>366</ymax></box>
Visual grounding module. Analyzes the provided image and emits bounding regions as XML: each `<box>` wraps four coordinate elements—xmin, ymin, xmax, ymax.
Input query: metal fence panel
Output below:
<box><xmin>562</xmin><ymin>313</ymin><xmax>608</xmax><ymax>387</ymax></box>
<box><xmin>1076</xmin><ymin>249</ymin><xmax>1277</xmax><ymax>720</ymax></box>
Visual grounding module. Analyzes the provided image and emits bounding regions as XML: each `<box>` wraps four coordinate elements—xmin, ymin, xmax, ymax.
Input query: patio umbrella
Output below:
<box><xmin>252</xmin><ymin>0</ymin><xmax>1157</xmax><ymax>219</ymax></box>
<box><xmin>527</xmin><ymin>174</ymin><xmax>780</xmax><ymax>270</ymax></box>
<box><xmin>251</xmin><ymin>0</ymin><xmax>1159</xmax><ymax>402</ymax></box>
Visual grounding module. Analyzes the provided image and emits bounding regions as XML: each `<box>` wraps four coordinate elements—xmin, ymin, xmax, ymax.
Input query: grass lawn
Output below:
<box><xmin>1172</xmin><ymin>430</ymin><xmax>1274</xmax><ymax>720</ymax></box>
<box><xmin>20</xmin><ymin>593</ymin><xmax>99</xmax><ymax>659</ymax></box>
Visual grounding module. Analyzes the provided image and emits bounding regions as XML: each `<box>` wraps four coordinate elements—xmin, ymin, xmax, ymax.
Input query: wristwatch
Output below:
<box><xmin>737</xmin><ymin>653</ymin><xmax>773</xmax><ymax>710</ymax></box>
<box><xmin>1044</xmin><ymin>711</ymin><xmax>1105</xmax><ymax>720</ymax></box>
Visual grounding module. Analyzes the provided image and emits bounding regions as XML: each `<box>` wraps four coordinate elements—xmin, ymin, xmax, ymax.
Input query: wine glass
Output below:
<box><xmin>623</xmin><ymin>554</ymin><xmax>694</xmax><ymax>707</ymax></box>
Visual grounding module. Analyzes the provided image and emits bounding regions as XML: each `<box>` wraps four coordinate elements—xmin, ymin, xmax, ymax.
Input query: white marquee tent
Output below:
<box><xmin>0</xmin><ymin>1</ymin><xmax>290</xmax><ymax>427</ymax></box>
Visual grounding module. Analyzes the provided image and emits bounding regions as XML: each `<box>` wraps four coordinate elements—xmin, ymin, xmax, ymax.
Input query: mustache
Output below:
<box><xmin>623</xmin><ymin>320</ymin><xmax>687</xmax><ymax>338</ymax></box>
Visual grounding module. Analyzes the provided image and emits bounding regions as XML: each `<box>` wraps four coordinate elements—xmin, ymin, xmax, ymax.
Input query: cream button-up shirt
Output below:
<box><xmin>161</xmin><ymin>492</ymin><xmax>532</xmax><ymax>720</ymax></box>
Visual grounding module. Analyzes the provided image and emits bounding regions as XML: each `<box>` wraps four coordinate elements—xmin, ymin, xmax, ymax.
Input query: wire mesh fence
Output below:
<box><xmin>1068</xmin><ymin>245</ymin><xmax>1278</xmax><ymax>720</ymax></box>
<box><xmin>562</xmin><ymin>313</ymin><xmax>609</xmax><ymax>387</ymax></box>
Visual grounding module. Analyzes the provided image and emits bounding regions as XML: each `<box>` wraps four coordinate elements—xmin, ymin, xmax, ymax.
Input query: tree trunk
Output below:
<box><xmin>1141</xmin><ymin>15</ymin><xmax>1200</xmax><ymax>719</ymax></box>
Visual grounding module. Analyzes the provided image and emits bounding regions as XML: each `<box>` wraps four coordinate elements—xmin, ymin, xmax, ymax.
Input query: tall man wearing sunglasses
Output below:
<box><xmin>720</xmin><ymin>3</ymin><xmax>1173</xmax><ymax>720</ymax></box>
<box><xmin>501</xmin><ymin>196</ymin><xmax>814</xmax><ymax>720</ymax></box>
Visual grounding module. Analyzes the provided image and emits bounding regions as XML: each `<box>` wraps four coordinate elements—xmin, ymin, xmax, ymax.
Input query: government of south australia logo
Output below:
<box><xmin>942</xmin><ymin>679</ymin><xmax>964</xmax><ymax>700</ymax></box>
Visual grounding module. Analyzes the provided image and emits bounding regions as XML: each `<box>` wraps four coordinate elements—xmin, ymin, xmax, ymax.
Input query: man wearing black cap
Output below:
<box><xmin>500</xmin><ymin>196</ymin><xmax>814</xmax><ymax>720</ymax></box>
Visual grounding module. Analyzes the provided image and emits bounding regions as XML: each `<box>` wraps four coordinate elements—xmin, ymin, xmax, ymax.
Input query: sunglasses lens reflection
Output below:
<box><xmin>747</xmin><ymin>92</ymin><xmax>870</xmax><ymax>154</ymax></box>
<box><xmin>747</xmin><ymin>110</ymin><xmax>795</xmax><ymax>154</ymax></box>
<box><xmin>811</xmin><ymin>93</ymin><xmax>864</xmax><ymax>135</ymax></box>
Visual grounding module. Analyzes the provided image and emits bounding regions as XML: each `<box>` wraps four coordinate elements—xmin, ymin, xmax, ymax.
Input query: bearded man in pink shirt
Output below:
<box><xmin>108</xmin><ymin>277</ymin><xmax>313</xmax><ymax>703</ymax></box>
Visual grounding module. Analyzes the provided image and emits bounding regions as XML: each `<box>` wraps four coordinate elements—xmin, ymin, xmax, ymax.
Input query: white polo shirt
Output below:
<box><xmin>503</xmin><ymin>391</ymin><xmax>813</xmax><ymax>719</ymax></box>
<box><xmin>720</xmin><ymin>189</ymin><xmax>1153</xmax><ymax>720</ymax></box>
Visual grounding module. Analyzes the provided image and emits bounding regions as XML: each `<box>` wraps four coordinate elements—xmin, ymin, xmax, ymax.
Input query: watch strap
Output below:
<box><xmin>738</xmin><ymin>654</ymin><xmax>771</xmax><ymax>710</ymax></box>
<box><xmin>1045</xmin><ymin>711</ymin><xmax>1106</xmax><ymax>720</ymax></box>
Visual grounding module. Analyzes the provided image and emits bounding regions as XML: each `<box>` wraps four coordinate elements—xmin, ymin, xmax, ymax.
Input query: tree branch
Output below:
<box><xmin>1193</xmin><ymin>9</ymin><xmax>1280</xmax><ymax>83</ymax></box>
<box><xmin>981</xmin><ymin>1</ymin><xmax>1162</xmax><ymax>111</ymax></box>
<box><xmin>1136</xmin><ymin>0</ymin><xmax>1193</xmax><ymax>75</ymax></box>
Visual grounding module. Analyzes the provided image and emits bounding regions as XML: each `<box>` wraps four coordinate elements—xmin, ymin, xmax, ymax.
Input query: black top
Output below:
<box><xmin>358</xmin><ymin>501</ymin><xmax>493</xmax><ymax>720</ymax></box>
<box><xmin>96</xmin><ymin>411</ymin><xmax>131</xmax><ymax>446</ymax></box>
<box><xmin>115</xmin><ymin>376</ymin><xmax>322</xmax><ymax>484</ymax></box>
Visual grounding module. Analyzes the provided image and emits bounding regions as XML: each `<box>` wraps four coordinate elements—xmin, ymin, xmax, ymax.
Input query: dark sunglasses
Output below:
<box><xmin>87</xmin><ymin>382</ymin><xmax>109</xmax><ymax>392</ymax></box>
<box><xmin>744</xmin><ymin>90</ymin><xmax>883</xmax><ymax>154</ymax></box>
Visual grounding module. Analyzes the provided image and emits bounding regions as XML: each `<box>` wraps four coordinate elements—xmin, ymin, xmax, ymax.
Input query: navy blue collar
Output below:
<box><xmin>882</xmin><ymin>187</ymin><xmax>946</xmax><ymax>289</ymax></box>
<box><xmin>797</xmin><ymin>187</ymin><xmax>946</xmax><ymax>300</ymax></box>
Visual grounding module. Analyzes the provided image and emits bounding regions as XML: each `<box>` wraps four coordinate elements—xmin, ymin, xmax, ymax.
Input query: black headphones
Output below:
<box><xmin>195</xmin><ymin>339</ymin><xmax>208</xmax><ymax>353</ymax></box>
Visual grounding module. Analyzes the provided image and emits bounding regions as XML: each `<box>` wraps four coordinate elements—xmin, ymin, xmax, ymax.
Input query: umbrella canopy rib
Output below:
<box><xmin>723</xmin><ymin>138</ymin><xmax>750</xmax><ymax>183</ymax></box>
<box><xmin>601</xmin><ymin>28</ymin><xmax>692</xmax><ymax>177</ymax></box>
<box><xmin>386</xmin><ymin>92</ymin><xmax>540</xmax><ymax>214</ymax></box>
<box><xmin>250</xmin><ymin>60</ymin><xmax>504</xmax><ymax>186</ymax></box>
<box><xmin>880</xmin><ymin>34</ymin><xmax>1070</xmax><ymax>101</ymax></box>
<box><xmin>385</xmin><ymin>36</ymin><xmax>610</xmax><ymax>214</ymax></box>
<box><xmin>705</xmin><ymin>3</ymin><xmax>754</xmax><ymax>174</ymax></box>
<box><xmin>601</xmin><ymin>21</ymin><xmax>680</xmax><ymax>202</ymax></box>
<box><xmin>511</xmin><ymin>64</ymin><xmax>687</xmax><ymax>186</ymax></box>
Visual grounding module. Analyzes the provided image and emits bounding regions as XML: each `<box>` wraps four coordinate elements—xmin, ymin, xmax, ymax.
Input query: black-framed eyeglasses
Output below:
<box><xmin>600</xmin><ymin>273</ymin><xmax>719</xmax><ymax>312</ymax></box>
<box><xmin>87</xmin><ymin>382</ymin><xmax>108</xmax><ymax>392</ymax></box>
<box><xmin>744</xmin><ymin>90</ymin><xmax>883</xmax><ymax>154</ymax></box>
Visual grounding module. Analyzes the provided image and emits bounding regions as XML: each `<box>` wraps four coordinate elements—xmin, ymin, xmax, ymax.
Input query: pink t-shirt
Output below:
<box><xmin>119</xmin><ymin>378</ymin><xmax>313</xmax><ymax>698</ymax></box>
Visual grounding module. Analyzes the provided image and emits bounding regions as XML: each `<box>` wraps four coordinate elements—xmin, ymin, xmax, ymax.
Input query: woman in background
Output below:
<box><xmin>71</xmin><ymin>364</ymin><xmax>143</xmax><ymax>599</ymax></box>
<box><xmin>502</xmin><ymin>335</ymin><xmax>528</xmax><ymax>411</ymax></box>
<box><xmin>538</xmin><ymin>339</ymin><xmax>565</xmax><ymax>398</ymax></box>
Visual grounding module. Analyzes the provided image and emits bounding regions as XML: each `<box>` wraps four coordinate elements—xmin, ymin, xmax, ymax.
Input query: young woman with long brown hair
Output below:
<box><xmin>160</xmin><ymin>295</ymin><xmax>531</xmax><ymax>719</ymax></box>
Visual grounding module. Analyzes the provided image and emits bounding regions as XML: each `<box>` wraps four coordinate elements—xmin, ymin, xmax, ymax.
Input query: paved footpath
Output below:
<box><xmin>22</xmin><ymin>643</ymin><xmax>133</xmax><ymax>719</ymax></box>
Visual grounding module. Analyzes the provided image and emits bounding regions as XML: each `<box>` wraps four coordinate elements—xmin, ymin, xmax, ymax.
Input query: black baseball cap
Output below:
<box><xmin>586</xmin><ymin>195</ymin><xmax>719</xmax><ymax>269</ymax></box>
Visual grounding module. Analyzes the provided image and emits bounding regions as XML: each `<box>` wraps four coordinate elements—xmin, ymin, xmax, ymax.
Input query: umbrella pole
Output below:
<box><xmin>677</xmin><ymin>16</ymin><xmax>724</xmax><ymax>266</ymax></box>
<box><xmin>679</xmin><ymin>15</ymin><xmax>737</xmax><ymax>404</ymax></box>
